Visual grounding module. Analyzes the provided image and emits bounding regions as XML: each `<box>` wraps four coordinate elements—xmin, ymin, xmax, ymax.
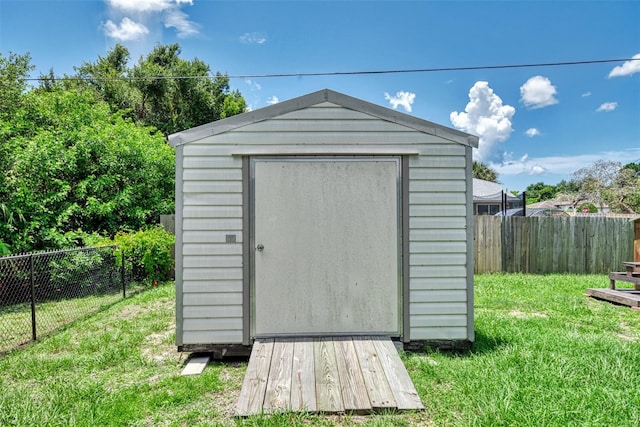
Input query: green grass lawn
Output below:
<box><xmin>1</xmin><ymin>275</ymin><xmax>639</xmax><ymax>426</ymax></box>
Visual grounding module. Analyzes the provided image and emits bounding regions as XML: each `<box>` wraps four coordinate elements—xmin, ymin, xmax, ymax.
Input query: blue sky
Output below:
<box><xmin>1</xmin><ymin>0</ymin><xmax>639</xmax><ymax>192</ymax></box>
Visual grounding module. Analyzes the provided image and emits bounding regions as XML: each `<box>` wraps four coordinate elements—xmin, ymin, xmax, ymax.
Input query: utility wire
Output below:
<box><xmin>25</xmin><ymin>57</ymin><xmax>639</xmax><ymax>82</ymax></box>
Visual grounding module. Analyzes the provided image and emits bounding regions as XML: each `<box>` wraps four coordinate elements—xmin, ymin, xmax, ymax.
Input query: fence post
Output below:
<box><xmin>121</xmin><ymin>249</ymin><xmax>126</xmax><ymax>298</ymax></box>
<box><xmin>30</xmin><ymin>254</ymin><xmax>37</xmax><ymax>341</ymax></box>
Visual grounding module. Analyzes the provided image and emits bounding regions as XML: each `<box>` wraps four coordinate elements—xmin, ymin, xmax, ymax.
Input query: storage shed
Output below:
<box><xmin>168</xmin><ymin>89</ymin><xmax>479</xmax><ymax>352</ymax></box>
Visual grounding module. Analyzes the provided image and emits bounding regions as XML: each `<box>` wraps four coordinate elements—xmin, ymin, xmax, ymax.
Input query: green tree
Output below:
<box><xmin>573</xmin><ymin>160</ymin><xmax>640</xmax><ymax>213</ymax></box>
<box><xmin>1</xmin><ymin>87</ymin><xmax>175</xmax><ymax>251</ymax></box>
<box><xmin>524</xmin><ymin>182</ymin><xmax>557</xmax><ymax>204</ymax></box>
<box><xmin>620</xmin><ymin>162</ymin><xmax>640</xmax><ymax>213</ymax></box>
<box><xmin>609</xmin><ymin>167</ymin><xmax>640</xmax><ymax>213</ymax></box>
<box><xmin>622</xmin><ymin>162</ymin><xmax>640</xmax><ymax>174</ymax></box>
<box><xmin>0</xmin><ymin>52</ymin><xmax>34</xmax><ymax>245</ymax></box>
<box><xmin>75</xmin><ymin>43</ymin><xmax>246</xmax><ymax>135</ymax></box>
<box><xmin>0</xmin><ymin>52</ymin><xmax>33</xmax><ymax>120</ymax></box>
<box><xmin>473</xmin><ymin>161</ymin><xmax>498</xmax><ymax>182</ymax></box>
<box><xmin>554</xmin><ymin>179</ymin><xmax>580</xmax><ymax>195</ymax></box>
<box><xmin>572</xmin><ymin>160</ymin><xmax>618</xmax><ymax>211</ymax></box>
<box><xmin>73</xmin><ymin>44</ymin><xmax>138</xmax><ymax>116</ymax></box>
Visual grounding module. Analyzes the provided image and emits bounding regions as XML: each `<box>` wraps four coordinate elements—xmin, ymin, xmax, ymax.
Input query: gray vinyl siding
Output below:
<box><xmin>408</xmin><ymin>152</ymin><xmax>470</xmax><ymax>340</ymax></box>
<box><xmin>180</xmin><ymin>144</ymin><xmax>244</xmax><ymax>344</ymax></box>
<box><xmin>176</xmin><ymin>101</ymin><xmax>473</xmax><ymax>345</ymax></box>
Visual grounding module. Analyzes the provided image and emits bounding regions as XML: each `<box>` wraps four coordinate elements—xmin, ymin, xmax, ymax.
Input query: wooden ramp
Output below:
<box><xmin>234</xmin><ymin>336</ymin><xmax>424</xmax><ymax>416</ymax></box>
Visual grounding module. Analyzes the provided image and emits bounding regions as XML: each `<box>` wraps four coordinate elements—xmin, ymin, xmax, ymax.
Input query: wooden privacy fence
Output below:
<box><xmin>475</xmin><ymin>216</ymin><xmax>635</xmax><ymax>274</ymax></box>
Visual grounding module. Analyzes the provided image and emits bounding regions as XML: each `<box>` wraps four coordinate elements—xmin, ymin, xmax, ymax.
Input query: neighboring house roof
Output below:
<box><xmin>168</xmin><ymin>89</ymin><xmax>479</xmax><ymax>148</ymax></box>
<box><xmin>473</xmin><ymin>178</ymin><xmax>519</xmax><ymax>202</ymax></box>
<box><xmin>526</xmin><ymin>200</ymin><xmax>563</xmax><ymax>209</ymax></box>
<box><xmin>527</xmin><ymin>199</ymin><xmax>611</xmax><ymax>211</ymax></box>
<box><xmin>495</xmin><ymin>207</ymin><xmax>570</xmax><ymax>217</ymax></box>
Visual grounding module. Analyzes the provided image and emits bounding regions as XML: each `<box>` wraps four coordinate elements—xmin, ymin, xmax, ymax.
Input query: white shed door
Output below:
<box><xmin>252</xmin><ymin>158</ymin><xmax>400</xmax><ymax>337</ymax></box>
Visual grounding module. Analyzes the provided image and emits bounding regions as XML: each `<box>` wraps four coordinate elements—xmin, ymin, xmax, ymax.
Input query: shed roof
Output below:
<box><xmin>168</xmin><ymin>88</ymin><xmax>479</xmax><ymax>148</ymax></box>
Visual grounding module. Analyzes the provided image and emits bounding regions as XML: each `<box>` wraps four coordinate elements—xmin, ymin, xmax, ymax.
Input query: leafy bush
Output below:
<box><xmin>578</xmin><ymin>202</ymin><xmax>598</xmax><ymax>213</ymax></box>
<box><xmin>105</xmin><ymin>227</ymin><xmax>174</xmax><ymax>282</ymax></box>
<box><xmin>48</xmin><ymin>249</ymin><xmax>112</xmax><ymax>296</ymax></box>
<box><xmin>0</xmin><ymin>240</ymin><xmax>10</xmax><ymax>256</ymax></box>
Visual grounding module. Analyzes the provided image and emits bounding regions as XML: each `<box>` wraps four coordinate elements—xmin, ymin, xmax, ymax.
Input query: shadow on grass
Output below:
<box><xmin>405</xmin><ymin>329</ymin><xmax>508</xmax><ymax>358</ymax></box>
<box><xmin>467</xmin><ymin>329</ymin><xmax>509</xmax><ymax>355</ymax></box>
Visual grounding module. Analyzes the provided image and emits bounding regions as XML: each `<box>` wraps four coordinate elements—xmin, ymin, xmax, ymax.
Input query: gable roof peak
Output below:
<box><xmin>169</xmin><ymin>88</ymin><xmax>479</xmax><ymax>148</ymax></box>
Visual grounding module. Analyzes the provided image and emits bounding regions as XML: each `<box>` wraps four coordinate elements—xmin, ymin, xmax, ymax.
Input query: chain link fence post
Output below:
<box><xmin>121</xmin><ymin>249</ymin><xmax>126</xmax><ymax>298</ymax></box>
<box><xmin>30</xmin><ymin>254</ymin><xmax>37</xmax><ymax>341</ymax></box>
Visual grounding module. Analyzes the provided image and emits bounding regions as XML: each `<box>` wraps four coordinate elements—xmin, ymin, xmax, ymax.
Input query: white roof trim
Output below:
<box><xmin>230</xmin><ymin>149</ymin><xmax>421</xmax><ymax>157</ymax></box>
<box><xmin>168</xmin><ymin>89</ymin><xmax>479</xmax><ymax>148</ymax></box>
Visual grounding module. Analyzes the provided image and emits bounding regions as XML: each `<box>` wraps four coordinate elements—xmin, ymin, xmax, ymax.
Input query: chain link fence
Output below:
<box><xmin>0</xmin><ymin>246</ymin><xmax>138</xmax><ymax>355</ymax></box>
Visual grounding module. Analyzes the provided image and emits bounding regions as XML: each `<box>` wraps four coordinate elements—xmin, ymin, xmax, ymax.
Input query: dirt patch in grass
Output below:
<box><xmin>508</xmin><ymin>309</ymin><xmax>548</xmax><ymax>319</ymax></box>
<box><xmin>141</xmin><ymin>328</ymin><xmax>176</xmax><ymax>363</ymax></box>
<box><xmin>616</xmin><ymin>321</ymin><xmax>638</xmax><ymax>342</ymax></box>
<box><xmin>212</xmin><ymin>362</ymin><xmax>245</xmax><ymax>417</ymax></box>
<box><xmin>119</xmin><ymin>304</ymin><xmax>144</xmax><ymax>320</ymax></box>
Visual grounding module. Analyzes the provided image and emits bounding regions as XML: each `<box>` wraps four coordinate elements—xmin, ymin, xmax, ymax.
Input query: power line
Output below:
<box><xmin>230</xmin><ymin>58</ymin><xmax>639</xmax><ymax>79</ymax></box>
<box><xmin>25</xmin><ymin>57</ymin><xmax>639</xmax><ymax>82</ymax></box>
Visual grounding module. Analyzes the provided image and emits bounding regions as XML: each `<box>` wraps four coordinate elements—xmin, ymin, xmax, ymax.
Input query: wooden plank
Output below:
<box><xmin>512</xmin><ymin>217</ymin><xmax>522</xmax><ymax>273</ymax></box>
<box><xmin>314</xmin><ymin>338</ymin><xmax>344</xmax><ymax>413</ymax></box>
<box><xmin>609</xmin><ymin>272</ymin><xmax>640</xmax><ymax>289</ymax></box>
<box><xmin>552</xmin><ymin>217</ymin><xmax>562</xmax><ymax>272</ymax></box>
<box><xmin>333</xmin><ymin>338</ymin><xmax>371</xmax><ymax>413</ymax></box>
<box><xmin>291</xmin><ymin>338</ymin><xmax>317</xmax><ymax>412</ymax></box>
<box><xmin>588</xmin><ymin>217</ymin><xmax>602</xmax><ymax>273</ymax></box>
<box><xmin>180</xmin><ymin>355</ymin><xmax>210</xmax><ymax>376</ymax></box>
<box><xmin>567</xmin><ymin>218</ymin><xmax>577</xmax><ymax>273</ymax></box>
<box><xmin>353</xmin><ymin>337</ymin><xmax>396</xmax><ymax>409</ymax></box>
<box><xmin>235</xmin><ymin>338</ymin><xmax>274</xmax><ymax>416</ymax></box>
<box><xmin>372</xmin><ymin>337</ymin><xmax>424</xmax><ymax>410</ymax></box>
<box><xmin>495</xmin><ymin>216</ymin><xmax>503</xmax><ymax>272</ymax></box>
<box><xmin>502</xmin><ymin>216</ymin><xmax>512</xmax><ymax>272</ymax></box>
<box><xmin>587</xmin><ymin>288</ymin><xmax>640</xmax><ymax>308</ymax></box>
<box><xmin>635</xmin><ymin>221</ymin><xmax>640</xmax><ymax>263</ymax></box>
<box><xmin>521</xmin><ymin>216</ymin><xmax>529</xmax><ymax>273</ymax></box>
<box><xmin>263</xmin><ymin>338</ymin><xmax>294</xmax><ymax>411</ymax></box>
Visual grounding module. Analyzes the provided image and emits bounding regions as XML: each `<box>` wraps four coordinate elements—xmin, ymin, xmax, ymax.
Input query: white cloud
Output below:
<box><xmin>164</xmin><ymin>8</ymin><xmax>199</xmax><ymax>38</ymax></box>
<box><xmin>496</xmin><ymin>148</ymin><xmax>640</xmax><ymax>178</ymax></box>
<box><xmin>245</xmin><ymin>79</ymin><xmax>262</xmax><ymax>91</ymax></box>
<box><xmin>267</xmin><ymin>96</ymin><xmax>279</xmax><ymax>105</ymax></box>
<box><xmin>450</xmin><ymin>81</ymin><xmax>515</xmax><ymax>161</ymax></box>
<box><xmin>104</xmin><ymin>0</ymin><xmax>199</xmax><ymax>40</ymax></box>
<box><xmin>107</xmin><ymin>0</ymin><xmax>173</xmax><ymax>12</ymax></box>
<box><xmin>495</xmin><ymin>147</ymin><xmax>640</xmax><ymax>192</ymax></box>
<box><xmin>530</xmin><ymin>165</ymin><xmax>547</xmax><ymax>174</ymax></box>
<box><xmin>499</xmin><ymin>154</ymin><xmax>546</xmax><ymax>175</ymax></box>
<box><xmin>520</xmin><ymin>76</ymin><xmax>559</xmax><ymax>109</ymax></box>
<box><xmin>103</xmin><ymin>18</ymin><xmax>149</xmax><ymax>41</ymax></box>
<box><xmin>384</xmin><ymin>91</ymin><xmax>415</xmax><ymax>112</ymax></box>
<box><xmin>596</xmin><ymin>102</ymin><xmax>618</xmax><ymax>112</ymax></box>
<box><xmin>608</xmin><ymin>53</ymin><xmax>640</xmax><ymax>78</ymax></box>
<box><xmin>525</xmin><ymin>128</ymin><xmax>540</xmax><ymax>138</ymax></box>
<box><xmin>581</xmin><ymin>92</ymin><xmax>591</xmax><ymax>97</ymax></box>
<box><xmin>240</xmin><ymin>32</ymin><xmax>267</xmax><ymax>44</ymax></box>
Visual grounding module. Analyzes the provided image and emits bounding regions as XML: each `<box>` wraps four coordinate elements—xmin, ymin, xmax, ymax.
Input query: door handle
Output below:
<box><xmin>256</xmin><ymin>244</ymin><xmax>264</xmax><ymax>252</ymax></box>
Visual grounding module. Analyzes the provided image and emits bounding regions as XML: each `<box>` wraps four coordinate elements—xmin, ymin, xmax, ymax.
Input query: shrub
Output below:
<box><xmin>107</xmin><ymin>227</ymin><xmax>174</xmax><ymax>282</ymax></box>
<box><xmin>578</xmin><ymin>202</ymin><xmax>598</xmax><ymax>213</ymax></box>
<box><xmin>0</xmin><ymin>240</ymin><xmax>10</xmax><ymax>256</ymax></box>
